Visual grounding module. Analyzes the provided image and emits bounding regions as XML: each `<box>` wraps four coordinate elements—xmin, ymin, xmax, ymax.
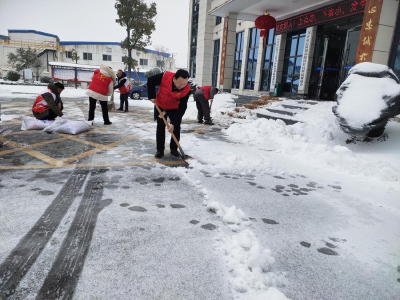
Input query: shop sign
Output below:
<box><xmin>355</xmin><ymin>0</ymin><xmax>383</xmax><ymax>64</ymax></box>
<box><xmin>219</xmin><ymin>17</ymin><xmax>229</xmax><ymax>85</ymax></box>
<box><xmin>276</xmin><ymin>0</ymin><xmax>366</xmax><ymax>34</ymax></box>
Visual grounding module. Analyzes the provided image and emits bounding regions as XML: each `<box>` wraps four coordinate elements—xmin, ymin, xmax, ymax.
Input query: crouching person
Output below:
<box><xmin>32</xmin><ymin>82</ymin><xmax>64</xmax><ymax>120</ymax></box>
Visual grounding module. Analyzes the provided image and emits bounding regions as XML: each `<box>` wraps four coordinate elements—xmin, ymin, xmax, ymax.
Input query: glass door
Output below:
<box><xmin>339</xmin><ymin>26</ymin><xmax>362</xmax><ymax>84</ymax></box>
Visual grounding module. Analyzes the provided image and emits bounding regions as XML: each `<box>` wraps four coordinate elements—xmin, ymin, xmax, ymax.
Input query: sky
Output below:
<box><xmin>0</xmin><ymin>0</ymin><xmax>190</xmax><ymax>67</ymax></box>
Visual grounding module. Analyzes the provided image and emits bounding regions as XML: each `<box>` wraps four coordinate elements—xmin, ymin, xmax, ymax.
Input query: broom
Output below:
<box><xmin>107</xmin><ymin>90</ymin><xmax>116</xmax><ymax>112</ymax></box>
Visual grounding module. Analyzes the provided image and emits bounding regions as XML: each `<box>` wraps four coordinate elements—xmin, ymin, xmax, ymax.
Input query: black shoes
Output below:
<box><xmin>155</xmin><ymin>151</ymin><xmax>164</xmax><ymax>158</ymax></box>
<box><xmin>104</xmin><ymin>121</ymin><xmax>112</xmax><ymax>125</ymax></box>
<box><xmin>170</xmin><ymin>149</ymin><xmax>180</xmax><ymax>157</ymax></box>
<box><xmin>204</xmin><ymin>119</ymin><xmax>214</xmax><ymax>125</ymax></box>
<box><xmin>197</xmin><ymin>119</ymin><xmax>203</xmax><ymax>124</ymax></box>
<box><xmin>117</xmin><ymin>108</ymin><xmax>123</xmax><ymax>111</ymax></box>
<box><xmin>124</xmin><ymin>109</ymin><xmax>129</xmax><ymax>112</ymax></box>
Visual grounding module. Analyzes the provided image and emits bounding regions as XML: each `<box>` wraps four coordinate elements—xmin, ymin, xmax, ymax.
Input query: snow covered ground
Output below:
<box><xmin>1</xmin><ymin>84</ymin><xmax>399</xmax><ymax>299</ymax></box>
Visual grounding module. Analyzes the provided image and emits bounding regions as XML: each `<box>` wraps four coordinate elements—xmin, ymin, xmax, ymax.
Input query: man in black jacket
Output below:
<box><xmin>147</xmin><ymin>69</ymin><xmax>193</xmax><ymax>158</ymax></box>
<box><xmin>114</xmin><ymin>69</ymin><xmax>130</xmax><ymax>112</ymax></box>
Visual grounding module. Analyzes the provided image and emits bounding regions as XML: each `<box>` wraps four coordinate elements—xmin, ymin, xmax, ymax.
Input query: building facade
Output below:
<box><xmin>188</xmin><ymin>0</ymin><xmax>400</xmax><ymax>100</ymax></box>
<box><xmin>0</xmin><ymin>29</ymin><xmax>175</xmax><ymax>83</ymax></box>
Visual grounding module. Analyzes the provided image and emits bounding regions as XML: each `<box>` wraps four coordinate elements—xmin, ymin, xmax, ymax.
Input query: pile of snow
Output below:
<box><xmin>183</xmin><ymin>93</ymin><xmax>237</xmax><ymax>123</ymax></box>
<box><xmin>221</xmin><ymin>229</ymin><xmax>288</xmax><ymax>299</ymax></box>
<box><xmin>224</xmin><ymin>114</ymin><xmax>399</xmax><ymax>182</ymax></box>
<box><xmin>333</xmin><ymin>62</ymin><xmax>400</xmax><ymax>135</ymax></box>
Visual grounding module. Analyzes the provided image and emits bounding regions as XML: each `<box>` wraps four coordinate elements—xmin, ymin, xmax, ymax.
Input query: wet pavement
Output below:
<box><xmin>0</xmin><ymin>96</ymin><xmax>399</xmax><ymax>300</ymax></box>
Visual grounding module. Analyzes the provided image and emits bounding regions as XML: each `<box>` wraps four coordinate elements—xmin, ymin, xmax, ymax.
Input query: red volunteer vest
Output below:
<box><xmin>118</xmin><ymin>76</ymin><xmax>131</xmax><ymax>94</ymax></box>
<box><xmin>199</xmin><ymin>86</ymin><xmax>212</xmax><ymax>100</ymax></box>
<box><xmin>88</xmin><ymin>69</ymin><xmax>113</xmax><ymax>96</ymax></box>
<box><xmin>156</xmin><ymin>71</ymin><xmax>191</xmax><ymax>110</ymax></box>
<box><xmin>32</xmin><ymin>88</ymin><xmax>54</xmax><ymax>113</ymax></box>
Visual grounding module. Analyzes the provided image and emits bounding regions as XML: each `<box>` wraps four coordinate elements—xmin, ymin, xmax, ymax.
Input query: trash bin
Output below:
<box><xmin>273</xmin><ymin>83</ymin><xmax>282</xmax><ymax>97</ymax></box>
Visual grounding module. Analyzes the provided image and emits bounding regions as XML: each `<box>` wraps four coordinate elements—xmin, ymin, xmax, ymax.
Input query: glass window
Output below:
<box><xmin>245</xmin><ymin>28</ymin><xmax>260</xmax><ymax>90</ymax></box>
<box><xmin>140</xmin><ymin>59</ymin><xmax>148</xmax><ymax>66</ymax></box>
<box><xmin>103</xmin><ymin>55</ymin><xmax>111</xmax><ymax>61</ymax></box>
<box><xmin>282</xmin><ymin>29</ymin><xmax>305</xmax><ymax>93</ymax></box>
<box><xmin>66</xmin><ymin>51</ymin><xmax>72</xmax><ymax>58</ymax></box>
<box><xmin>232</xmin><ymin>31</ymin><xmax>244</xmax><ymax>89</ymax></box>
<box><xmin>189</xmin><ymin>0</ymin><xmax>200</xmax><ymax>78</ymax></box>
<box><xmin>212</xmin><ymin>39</ymin><xmax>220</xmax><ymax>87</ymax></box>
<box><xmin>83</xmin><ymin>52</ymin><xmax>92</xmax><ymax>60</ymax></box>
<box><xmin>216</xmin><ymin>16</ymin><xmax>222</xmax><ymax>25</ymax></box>
<box><xmin>261</xmin><ymin>28</ymin><xmax>276</xmax><ymax>91</ymax></box>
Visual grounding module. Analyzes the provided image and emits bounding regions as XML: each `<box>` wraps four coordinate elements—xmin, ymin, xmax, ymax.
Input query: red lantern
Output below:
<box><xmin>255</xmin><ymin>13</ymin><xmax>276</xmax><ymax>48</ymax></box>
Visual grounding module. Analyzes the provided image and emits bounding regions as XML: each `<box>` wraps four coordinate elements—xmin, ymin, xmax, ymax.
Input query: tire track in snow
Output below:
<box><xmin>0</xmin><ymin>168</ymin><xmax>89</xmax><ymax>299</ymax></box>
<box><xmin>36</xmin><ymin>175</ymin><xmax>111</xmax><ymax>300</ymax></box>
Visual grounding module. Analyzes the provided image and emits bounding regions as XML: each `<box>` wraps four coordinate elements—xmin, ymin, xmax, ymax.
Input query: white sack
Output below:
<box><xmin>21</xmin><ymin>116</ymin><xmax>54</xmax><ymax>131</ymax></box>
<box><xmin>43</xmin><ymin>118</ymin><xmax>91</xmax><ymax>135</ymax></box>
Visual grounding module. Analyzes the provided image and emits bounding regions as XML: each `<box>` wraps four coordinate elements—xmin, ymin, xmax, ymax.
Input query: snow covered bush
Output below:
<box><xmin>332</xmin><ymin>62</ymin><xmax>400</xmax><ymax>137</ymax></box>
<box><xmin>40</xmin><ymin>76</ymin><xmax>54</xmax><ymax>83</ymax></box>
<box><xmin>7</xmin><ymin>71</ymin><xmax>20</xmax><ymax>81</ymax></box>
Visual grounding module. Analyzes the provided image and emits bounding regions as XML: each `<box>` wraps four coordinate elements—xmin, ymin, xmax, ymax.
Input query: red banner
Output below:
<box><xmin>276</xmin><ymin>0</ymin><xmax>366</xmax><ymax>34</ymax></box>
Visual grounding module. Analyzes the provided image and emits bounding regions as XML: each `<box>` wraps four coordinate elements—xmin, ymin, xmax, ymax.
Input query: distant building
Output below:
<box><xmin>188</xmin><ymin>0</ymin><xmax>400</xmax><ymax>100</ymax></box>
<box><xmin>0</xmin><ymin>29</ymin><xmax>176</xmax><ymax>83</ymax></box>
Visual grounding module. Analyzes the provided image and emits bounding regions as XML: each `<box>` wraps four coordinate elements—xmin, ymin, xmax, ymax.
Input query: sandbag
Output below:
<box><xmin>43</xmin><ymin>118</ymin><xmax>92</xmax><ymax>135</ymax></box>
<box><xmin>21</xmin><ymin>116</ymin><xmax>54</xmax><ymax>131</ymax></box>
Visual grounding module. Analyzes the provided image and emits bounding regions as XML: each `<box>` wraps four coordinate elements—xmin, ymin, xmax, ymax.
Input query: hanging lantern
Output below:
<box><xmin>255</xmin><ymin>13</ymin><xmax>276</xmax><ymax>48</ymax></box>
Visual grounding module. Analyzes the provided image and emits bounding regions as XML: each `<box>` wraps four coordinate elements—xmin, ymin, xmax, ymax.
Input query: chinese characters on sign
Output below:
<box><xmin>219</xmin><ymin>17</ymin><xmax>229</xmax><ymax>85</ymax></box>
<box><xmin>270</xmin><ymin>35</ymin><xmax>281</xmax><ymax>90</ymax></box>
<box><xmin>299</xmin><ymin>28</ymin><xmax>313</xmax><ymax>90</ymax></box>
<box><xmin>275</xmin><ymin>0</ymin><xmax>365</xmax><ymax>34</ymax></box>
<box><xmin>355</xmin><ymin>0</ymin><xmax>383</xmax><ymax>64</ymax></box>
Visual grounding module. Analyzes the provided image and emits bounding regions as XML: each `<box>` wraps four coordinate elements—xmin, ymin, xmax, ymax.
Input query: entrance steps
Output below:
<box><xmin>255</xmin><ymin>100</ymin><xmax>318</xmax><ymax>125</ymax></box>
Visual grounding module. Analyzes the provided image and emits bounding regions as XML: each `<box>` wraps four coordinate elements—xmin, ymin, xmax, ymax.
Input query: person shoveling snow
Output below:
<box><xmin>332</xmin><ymin>62</ymin><xmax>400</xmax><ymax>137</ymax></box>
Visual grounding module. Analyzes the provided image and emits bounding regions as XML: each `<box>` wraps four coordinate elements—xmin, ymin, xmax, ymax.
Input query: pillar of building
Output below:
<box><xmin>372</xmin><ymin>0</ymin><xmax>399</xmax><ymax>64</ymax></box>
<box><xmin>298</xmin><ymin>26</ymin><xmax>317</xmax><ymax>95</ymax></box>
<box><xmin>254</xmin><ymin>35</ymin><xmax>265</xmax><ymax>92</ymax></box>
<box><xmin>269</xmin><ymin>33</ymin><xmax>286</xmax><ymax>92</ymax></box>
<box><xmin>238</xmin><ymin>28</ymin><xmax>250</xmax><ymax>91</ymax></box>
<box><xmin>219</xmin><ymin>13</ymin><xmax>238</xmax><ymax>91</ymax></box>
<box><xmin>195</xmin><ymin>0</ymin><xmax>214</xmax><ymax>86</ymax></box>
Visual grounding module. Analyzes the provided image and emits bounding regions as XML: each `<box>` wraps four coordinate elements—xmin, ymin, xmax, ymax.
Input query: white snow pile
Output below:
<box><xmin>0</xmin><ymin>84</ymin><xmax>88</xmax><ymax>98</ymax></box>
<box><xmin>183</xmin><ymin>93</ymin><xmax>237</xmax><ymax>123</ymax></box>
<box><xmin>207</xmin><ymin>201</ymin><xmax>250</xmax><ymax>231</ymax></box>
<box><xmin>224</xmin><ymin>115</ymin><xmax>399</xmax><ymax>182</ymax></box>
<box><xmin>220</xmin><ymin>229</ymin><xmax>289</xmax><ymax>299</ymax></box>
<box><xmin>207</xmin><ymin>200</ymin><xmax>289</xmax><ymax>299</ymax></box>
<box><xmin>334</xmin><ymin>62</ymin><xmax>400</xmax><ymax>129</ymax></box>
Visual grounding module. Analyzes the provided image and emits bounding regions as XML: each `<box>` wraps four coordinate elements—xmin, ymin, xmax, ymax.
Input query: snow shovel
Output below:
<box><xmin>107</xmin><ymin>90</ymin><xmax>116</xmax><ymax>112</ymax></box>
<box><xmin>154</xmin><ymin>103</ymin><xmax>191</xmax><ymax>165</ymax></box>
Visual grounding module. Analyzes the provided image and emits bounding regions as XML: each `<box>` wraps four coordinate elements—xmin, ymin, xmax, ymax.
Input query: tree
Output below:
<box><xmin>115</xmin><ymin>0</ymin><xmax>157</xmax><ymax>80</ymax></box>
<box><xmin>153</xmin><ymin>45</ymin><xmax>172</xmax><ymax>72</ymax></box>
<box><xmin>32</xmin><ymin>59</ymin><xmax>43</xmax><ymax>81</ymax></box>
<box><xmin>145</xmin><ymin>67</ymin><xmax>162</xmax><ymax>79</ymax></box>
<box><xmin>7</xmin><ymin>47</ymin><xmax>42</xmax><ymax>72</ymax></box>
<box><xmin>71</xmin><ymin>49</ymin><xmax>80</xmax><ymax>64</ymax></box>
<box><xmin>7</xmin><ymin>71</ymin><xmax>20</xmax><ymax>81</ymax></box>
